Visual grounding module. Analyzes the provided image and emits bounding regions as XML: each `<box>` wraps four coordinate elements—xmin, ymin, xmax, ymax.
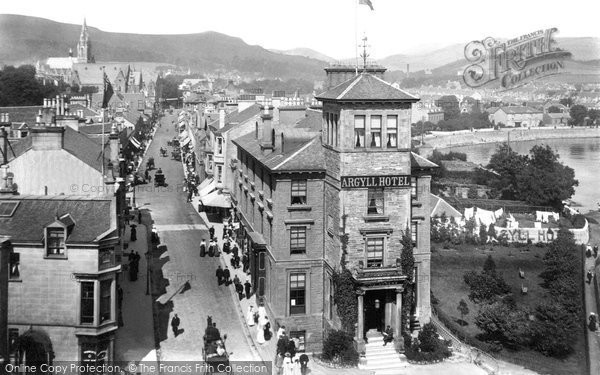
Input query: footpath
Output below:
<box><xmin>115</xmin><ymin>214</ymin><xmax>159</xmax><ymax>374</ymax></box>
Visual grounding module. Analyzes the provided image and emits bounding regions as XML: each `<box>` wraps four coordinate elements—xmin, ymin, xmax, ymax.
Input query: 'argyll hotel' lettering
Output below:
<box><xmin>463</xmin><ymin>28</ymin><xmax>572</xmax><ymax>90</ymax></box>
<box><xmin>341</xmin><ymin>175</ymin><xmax>411</xmax><ymax>189</ymax></box>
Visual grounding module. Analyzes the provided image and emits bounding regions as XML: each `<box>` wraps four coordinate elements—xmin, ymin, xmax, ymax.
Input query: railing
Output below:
<box><xmin>430</xmin><ymin>315</ymin><xmax>499</xmax><ymax>375</ymax></box>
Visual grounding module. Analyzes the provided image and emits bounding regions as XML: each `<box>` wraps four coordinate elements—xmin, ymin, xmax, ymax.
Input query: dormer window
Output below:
<box><xmin>46</xmin><ymin>227</ymin><xmax>66</xmax><ymax>257</ymax></box>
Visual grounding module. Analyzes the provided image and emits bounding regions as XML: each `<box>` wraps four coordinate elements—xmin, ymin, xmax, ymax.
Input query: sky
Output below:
<box><xmin>1</xmin><ymin>0</ymin><xmax>599</xmax><ymax>59</ymax></box>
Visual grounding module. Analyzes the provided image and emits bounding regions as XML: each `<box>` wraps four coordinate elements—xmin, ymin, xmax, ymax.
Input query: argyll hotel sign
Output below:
<box><xmin>341</xmin><ymin>175</ymin><xmax>411</xmax><ymax>189</ymax></box>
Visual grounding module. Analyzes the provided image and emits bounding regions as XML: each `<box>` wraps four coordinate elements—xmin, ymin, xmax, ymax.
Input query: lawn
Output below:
<box><xmin>431</xmin><ymin>242</ymin><xmax>586</xmax><ymax>375</ymax></box>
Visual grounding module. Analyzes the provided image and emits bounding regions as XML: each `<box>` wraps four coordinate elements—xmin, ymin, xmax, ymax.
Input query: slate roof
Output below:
<box><xmin>69</xmin><ymin>103</ymin><xmax>98</xmax><ymax>118</ymax></box>
<box><xmin>216</xmin><ymin>104</ymin><xmax>262</xmax><ymax>134</ymax></box>
<box><xmin>0</xmin><ymin>106</ymin><xmax>43</xmax><ymax>125</ymax></box>
<box><xmin>7</xmin><ymin>126</ymin><xmax>109</xmax><ymax>172</ymax></box>
<box><xmin>74</xmin><ymin>63</ymin><xmax>130</xmax><ymax>86</ymax></box>
<box><xmin>440</xmin><ymin>160</ymin><xmax>479</xmax><ymax>172</ymax></box>
<box><xmin>499</xmin><ymin>106</ymin><xmax>542</xmax><ymax>114</ymax></box>
<box><xmin>293</xmin><ymin>108</ymin><xmax>322</xmax><ymax>131</ymax></box>
<box><xmin>430</xmin><ymin>194</ymin><xmax>462</xmax><ymax>218</ymax></box>
<box><xmin>233</xmin><ymin>130</ymin><xmax>323</xmax><ymax>172</ymax></box>
<box><xmin>79</xmin><ymin>123</ymin><xmax>114</xmax><ymax>135</ymax></box>
<box><xmin>316</xmin><ymin>73</ymin><xmax>419</xmax><ymax>102</ymax></box>
<box><xmin>0</xmin><ymin>195</ymin><xmax>114</xmax><ymax>243</ymax></box>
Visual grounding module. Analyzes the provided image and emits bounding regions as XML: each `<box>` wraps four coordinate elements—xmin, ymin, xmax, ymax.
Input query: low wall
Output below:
<box><xmin>494</xmin><ymin>219</ymin><xmax>589</xmax><ymax>245</ymax></box>
<box><xmin>422</xmin><ymin>127</ymin><xmax>600</xmax><ymax>150</ymax></box>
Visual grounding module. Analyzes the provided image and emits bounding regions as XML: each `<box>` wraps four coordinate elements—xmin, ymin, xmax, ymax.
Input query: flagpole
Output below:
<box><xmin>102</xmin><ymin>67</ymin><xmax>106</xmax><ymax>177</ymax></box>
<box><xmin>355</xmin><ymin>0</ymin><xmax>359</xmax><ymax>74</ymax></box>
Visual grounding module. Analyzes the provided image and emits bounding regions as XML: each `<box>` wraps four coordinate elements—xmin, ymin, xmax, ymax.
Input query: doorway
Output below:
<box><xmin>364</xmin><ymin>290</ymin><xmax>387</xmax><ymax>332</ymax></box>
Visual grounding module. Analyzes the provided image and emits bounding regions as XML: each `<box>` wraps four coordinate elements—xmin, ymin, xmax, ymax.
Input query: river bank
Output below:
<box><xmin>421</xmin><ymin>126</ymin><xmax>600</xmax><ymax>150</ymax></box>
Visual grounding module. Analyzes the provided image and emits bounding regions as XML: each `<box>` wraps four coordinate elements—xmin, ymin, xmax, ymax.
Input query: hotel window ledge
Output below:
<box><xmin>244</xmin><ymin>174</ymin><xmax>248</xmax><ymax>182</ymax></box>
<box><xmin>363</xmin><ymin>215</ymin><xmax>389</xmax><ymax>222</ymax></box>
<box><xmin>266</xmin><ymin>198</ymin><xmax>273</xmax><ymax>208</ymax></box>
<box><xmin>258</xmin><ymin>190</ymin><xmax>264</xmax><ymax>199</ymax></box>
<box><xmin>249</xmin><ymin>193</ymin><xmax>256</xmax><ymax>201</ymax></box>
<box><xmin>287</xmin><ymin>205</ymin><xmax>312</xmax><ymax>212</ymax></box>
<box><xmin>250</xmin><ymin>182</ymin><xmax>256</xmax><ymax>190</ymax></box>
<box><xmin>243</xmin><ymin>186</ymin><xmax>249</xmax><ymax>192</ymax></box>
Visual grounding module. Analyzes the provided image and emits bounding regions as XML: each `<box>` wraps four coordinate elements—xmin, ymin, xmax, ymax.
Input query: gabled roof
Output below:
<box><xmin>69</xmin><ymin>103</ymin><xmax>98</xmax><ymax>118</ymax></box>
<box><xmin>316</xmin><ymin>73</ymin><xmax>419</xmax><ymax>102</ymax></box>
<box><xmin>498</xmin><ymin>106</ymin><xmax>543</xmax><ymax>114</ymax></box>
<box><xmin>74</xmin><ymin>63</ymin><xmax>130</xmax><ymax>86</ymax></box>
<box><xmin>7</xmin><ymin>126</ymin><xmax>109</xmax><ymax>172</ymax></box>
<box><xmin>0</xmin><ymin>195</ymin><xmax>114</xmax><ymax>243</ymax></box>
<box><xmin>430</xmin><ymin>194</ymin><xmax>462</xmax><ymax>218</ymax></box>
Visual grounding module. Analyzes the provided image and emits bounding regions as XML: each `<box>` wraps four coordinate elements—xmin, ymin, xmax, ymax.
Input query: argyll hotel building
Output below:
<box><xmin>232</xmin><ymin>66</ymin><xmax>435</xmax><ymax>352</ymax></box>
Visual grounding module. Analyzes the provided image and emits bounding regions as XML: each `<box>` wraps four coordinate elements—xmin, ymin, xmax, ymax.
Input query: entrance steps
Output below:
<box><xmin>359</xmin><ymin>330</ymin><xmax>408</xmax><ymax>375</ymax></box>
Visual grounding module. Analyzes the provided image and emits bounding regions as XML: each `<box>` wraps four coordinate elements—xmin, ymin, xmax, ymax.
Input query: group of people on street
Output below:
<box><xmin>275</xmin><ymin>326</ymin><xmax>309</xmax><ymax>375</ymax></box>
<box><xmin>184</xmin><ymin>172</ymin><xmax>200</xmax><ymax>202</ymax></box>
<box><xmin>127</xmin><ymin>250</ymin><xmax>141</xmax><ymax>281</ymax></box>
<box><xmin>246</xmin><ymin>304</ymin><xmax>272</xmax><ymax>345</ymax></box>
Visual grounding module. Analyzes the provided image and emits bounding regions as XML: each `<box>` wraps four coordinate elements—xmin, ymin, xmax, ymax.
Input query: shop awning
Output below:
<box><xmin>199</xmin><ymin>178</ymin><xmax>217</xmax><ymax>197</ymax></box>
<box><xmin>129</xmin><ymin>137</ymin><xmax>141</xmax><ymax>149</ymax></box>
<box><xmin>201</xmin><ymin>190</ymin><xmax>231</xmax><ymax>208</ymax></box>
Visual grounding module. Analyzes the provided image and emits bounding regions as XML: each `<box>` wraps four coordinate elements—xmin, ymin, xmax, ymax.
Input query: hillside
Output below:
<box><xmin>270</xmin><ymin>48</ymin><xmax>336</xmax><ymax>63</ymax></box>
<box><xmin>0</xmin><ymin>14</ymin><xmax>327</xmax><ymax>81</ymax></box>
<box><xmin>380</xmin><ymin>38</ymin><xmax>600</xmax><ymax>72</ymax></box>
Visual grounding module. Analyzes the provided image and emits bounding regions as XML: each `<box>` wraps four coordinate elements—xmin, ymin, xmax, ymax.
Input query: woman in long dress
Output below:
<box><xmin>282</xmin><ymin>353</ymin><xmax>294</xmax><ymax>375</ymax></box>
<box><xmin>256</xmin><ymin>315</ymin><xmax>266</xmax><ymax>344</ymax></box>
<box><xmin>246</xmin><ymin>305</ymin><xmax>256</xmax><ymax>327</ymax></box>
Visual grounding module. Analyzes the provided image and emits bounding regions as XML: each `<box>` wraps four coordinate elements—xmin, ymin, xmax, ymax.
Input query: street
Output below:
<box><xmin>137</xmin><ymin>112</ymin><xmax>256</xmax><ymax>361</ymax></box>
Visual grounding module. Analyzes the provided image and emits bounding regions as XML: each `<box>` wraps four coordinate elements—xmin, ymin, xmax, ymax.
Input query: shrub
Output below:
<box><xmin>321</xmin><ymin>330</ymin><xmax>359</xmax><ymax>366</ymax></box>
<box><xmin>404</xmin><ymin>323</ymin><xmax>451</xmax><ymax>362</ymax></box>
<box><xmin>463</xmin><ymin>270</ymin><xmax>511</xmax><ymax>303</ymax></box>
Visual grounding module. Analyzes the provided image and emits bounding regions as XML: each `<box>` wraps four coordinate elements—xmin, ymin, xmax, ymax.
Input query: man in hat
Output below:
<box><xmin>209</xmin><ymin>226</ymin><xmax>215</xmax><ymax>240</ymax></box>
<box><xmin>223</xmin><ymin>266</ymin><xmax>231</xmax><ymax>285</ymax></box>
<box><xmin>130</xmin><ymin>225</ymin><xmax>137</xmax><ymax>242</ymax></box>
<box><xmin>171</xmin><ymin>314</ymin><xmax>181</xmax><ymax>337</ymax></box>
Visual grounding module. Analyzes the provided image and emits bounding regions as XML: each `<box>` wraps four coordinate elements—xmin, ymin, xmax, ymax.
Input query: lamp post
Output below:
<box><xmin>128</xmin><ymin>174</ymin><xmax>136</xmax><ymax>207</ymax></box>
<box><xmin>145</xmin><ymin>251</ymin><xmax>150</xmax><ymax>296</ymax></box>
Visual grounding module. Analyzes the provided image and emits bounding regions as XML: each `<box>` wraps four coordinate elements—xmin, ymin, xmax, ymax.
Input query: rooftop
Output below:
<box><xmin>0</xmin><ymin>195</ymin><xmax>114</xmax><ymax>243</ymax></box>
<box><xmin>316</xmin><ymin>73</ymin><xmax>419</xmax><ymax>102</ymax></box>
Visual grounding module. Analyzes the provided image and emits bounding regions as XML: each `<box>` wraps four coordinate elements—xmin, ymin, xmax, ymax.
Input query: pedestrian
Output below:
<box><xmin>282</xmin><ymin>353</ymin><xmax>293</xmax><ymax>375</ymax></box>
<box><xmin>144</xmin><ymin>169</ymin><xmax>149</xmax><ymax>180</ymax></box>
<box><xmin>299</xmin><ymin>353</ymin><xmax>309</xmax><ymax>375</ymax></box>
<box><xmin>234</xmin><ymin>254</ymin><xmax>241</xmax><ymax>269</ymax></box>
<box><xmin>127</xmin><ymin>250</ymin><xmax>135</xmax><ymax>261</ymax></box>
<box><xmin>222</xmin><ymin>226</ymin><xmax>227</xmax><ymax>240</ymax></box>
<box><xmin>264</xmin><ymin>316</ymin><xmax>272</xmax><ymax>341</ymax></box>
<box><xmin>208</xmin><ymin>240</ymin><xmax>215</xmax><ymax>257</ymax></box>
<box><xmin>292</xmin><ymin>359</ymin><xmax>301</xmax><ymax>375</ymax></box>
<box><xmin>130</xmin><ymin>225</ymin><xmax>137</xmax><ymax>242</ymax></box>
<box><xmin>285</xmin><ymin>335</ymin><xmax>296</xmax><ymax>357</ymax></box>
<box><xmin>223</xmin><ymin>240</ymin><xmax>230</xmax><ymax>254</ymax></box>
<box><xmin>223</xmin><ymin>266</ymin><xmax>231</xmax><ymax>285</ymax></box>
<box><xmin>200</xmin><ymin>239</ymin><xmax>207</xmax><ymax>257</ymax></box>
<box><xmin>232</xmin><ymin>244</ymin><xmax>239</xmax><ymax>258</ymax></box>
<box><xmin>138</xmin><ymin>210</ymin><xmax>142</xmax><ymax>224</ymax></box>
<box><xmin>247</xmin><ymin>305</ymin><xmax>256</xmax><ymax>327</ymax></box>
<box><xmin>216</xmin><ymin>266</ymin><xmax>224</xmax><ymax>285</ymax></box>
<box><xmin>171</xmin><ymin>314</ymin><xmax>181</xmax><ymax>337</ymax></box>
<box><xmin>233</xmin><ymin>274</ymin><xmax>240</xmax><ymax>286</ymax></box>
<box><xmin>382</xmin><ymin>325</ymin><xmax>394</xmax><ymax>346</ymax></box>
<box><xmin>209</xmin><ymin>226</ymin><xmax>215</xmax><ymax>239</ymax></box>
<box><xmin>187</xmin><ymin>189</ymin><xmax>193</xmax><ymax>203</ymax></box>
<box><xmin>257</xmin><ymin>315</ymin><xmax>266</xmax><ymax>344</ymax></box>
<box><xmin>589</xmin><ymin>313</ymin><xmax>598</xmax><ymax>331</ymax></box>
<box><xmin>117</xmin><ymin>285</ymin><xmax>123</xmax><ymax>308</ymax></box>
<box><xmin>277</xmin><ymin>325</ymin><xmax>286</xmax><ymax>340</ymax></box>
<box><xmin>244</xmin><ymin>279</ymin><xmax>252</xmax><ymax>299</ymax></box>
<box><xmin>242</xmin><ymin>253</ymin><xmax>249</xmax><ymax>273</ymax></box>
<box><xmin>588</xmin><ymin>270</ymin><xmax>593</xmax><ymax>284</ymax></box>
<box><xmin>236</xmin><ymin>281</ymin><xmax>244</xmax><ymax>300</ymax></box>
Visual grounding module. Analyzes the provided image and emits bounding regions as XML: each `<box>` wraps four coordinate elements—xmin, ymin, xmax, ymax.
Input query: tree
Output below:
<box><xmin>547</xmin><ymin>105</ymin><xmax>562</xmax><ymax>113</ymax></box>
<box><xmin>435</xmin><ymin>95</ymin><xmax>460</xmax><ymax>120</ymax></box>
<box><xmin>485</xmin><ymin>143</ymin><xmax>528</xmax><ymax>199</ymax></box>
<box><xmin>475</xmin><ymin>301</ymin><xmax>532</xmax><ymax>348</ymax></box>
<box><xmin>457</xmin><ymin>299</ymin><xmax>469</xmax><ymax>324</ymax></box>
<box><xmin>515</xmin><ymin>145</ymin><xmax>578</xmax><ymax>210</ymax></box>
<box><xmin>559</xmin><ymin>97</ymin><xmax>574</xmax><ymax>107</ymax></box>
<box><xmin>463</xmin><ymin>270</ymin><xmax>511</xmax><ymax>304</ymax></box>
<box><xmin>588</xmin><ymin>109</ymin><xmax>600</xmax><ymax>124</ymax></box>
<box><xmin>569</xmin><ymin>104</ymin><xmax>588</xmax><ymax>126</ymax></box>
<box><xmin>0</xmin><ymin>65</ymin><xmax>61</xmax><ymax>106</ymax></box>
<box><xmin>483</xmin><ymin>255</ymin><xmax>496</xmax><ymax>275</ymax></box>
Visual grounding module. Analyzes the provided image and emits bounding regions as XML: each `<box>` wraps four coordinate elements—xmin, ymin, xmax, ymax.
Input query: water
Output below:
<box><xmin>443</xmin><ymin>138</ymin><xmax>600</xmax><ymax>213</ymax></box>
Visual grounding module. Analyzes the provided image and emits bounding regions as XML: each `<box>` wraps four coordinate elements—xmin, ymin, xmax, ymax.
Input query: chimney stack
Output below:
<box><xmin>31</xmin><ymin>126</ymin><xmax>65</xmax><ymax>151</ymax></box>
<box><xmin>260</xmin><ymin>105</ymin><xmax>274</xmax><ymax>150</ymax></box>
<box><xmin>0</xmin><ymin>128</ymin><xmax>8</xmax><ymax>165</ymax></box>
<box><xmin>219</xmin><ymin>109</ymin><xmax>226</xmax><ymax>129</ymax></box>
<box><xmin>109</xmin><ymin>124</ymin><xmax>120</xmax><ymax>163</ymax></box>
<box><xmin>0</xmin><ymin>165</ymin><xmax>16</xmax><ymax>195</ymax></box>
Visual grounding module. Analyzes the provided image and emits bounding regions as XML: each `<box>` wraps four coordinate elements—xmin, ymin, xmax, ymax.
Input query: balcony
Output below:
<box><xmin>355</xmin><ymin>266</ymin><xmax>407</xmax><ymax>287</ymax></box>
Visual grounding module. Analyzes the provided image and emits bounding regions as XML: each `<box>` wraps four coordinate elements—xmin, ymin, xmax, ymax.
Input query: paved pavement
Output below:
<box><xmin>135</xmin><ymin>112</ymin><xmax>257</xmax><ymax>362</ymax></box>
<box><xmin>114</xmin><ymin>218</ymin><xmax>159</xmax><ymax>373</ymax></box>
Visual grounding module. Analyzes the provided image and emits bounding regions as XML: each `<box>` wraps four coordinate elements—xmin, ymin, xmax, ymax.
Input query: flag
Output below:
<box><xmin>102</xmin><ymin>72</ymin><xmax>114</xmax><ymax>109</ymax></box>
<box><xmin>359</xmin><ymin>0</ymin><xmax>374</xmax><ymax>10</ymax></box>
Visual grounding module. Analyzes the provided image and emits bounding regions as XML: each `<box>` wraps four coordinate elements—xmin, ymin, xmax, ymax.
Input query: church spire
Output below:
<box><xmin>77</xmin><ymin>17</ymin><xmax>92</xmax><ymax>63</ymax></box>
